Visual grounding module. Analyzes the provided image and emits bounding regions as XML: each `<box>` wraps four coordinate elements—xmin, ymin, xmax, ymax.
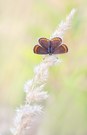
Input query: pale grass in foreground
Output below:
<box><xmin>11</xmin><ymin>9</ymin><xmax>76</xmax><ymax>135</ymax></box>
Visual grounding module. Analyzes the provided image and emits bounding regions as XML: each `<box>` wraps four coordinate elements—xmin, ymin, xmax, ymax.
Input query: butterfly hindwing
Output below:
<box><xmin>50</xmin><ymin>37</ymin><xmax>62</xmax><ymax>49</ymax></box>
<box><xmin>53</xmin><ymin>44</ymin><xmax>68</xmax><ymax>54</ymax></box>
<box><xmin>39</xmin><ymin>38</ymin><xmax>50</xmax><ymax>49</ymax></box>
<box><xmin>33</xmin><ymin>45</ymin><xmax>48</xmax><ymax>54</ymax></box>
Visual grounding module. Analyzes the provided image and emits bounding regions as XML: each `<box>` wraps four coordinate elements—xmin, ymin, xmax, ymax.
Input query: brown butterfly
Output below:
<box><xmin>33</xmin><ymin>37</ymin><xmax>68</xmax><ymax>55</ymax></box>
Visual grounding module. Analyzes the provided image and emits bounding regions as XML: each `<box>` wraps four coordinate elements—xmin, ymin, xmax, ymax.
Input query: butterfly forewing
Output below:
<box><xmin>50</xmin><ymin>37</ymin><xmax>62</xmax><ymax>49</ymax></box>
<box><xmin>33</xmin><ymin>45</ymin><xmax>48</xmax><ymax>54</ymax></box>
<box><xmin>53</xmin><ymin>44</ymin><xmax>68</xmax><ymax>54</ymax></box>
<box><xmin>39</xmin><ymin>38</ymin><xmax>50</xmax><ymax>49</ymax></box>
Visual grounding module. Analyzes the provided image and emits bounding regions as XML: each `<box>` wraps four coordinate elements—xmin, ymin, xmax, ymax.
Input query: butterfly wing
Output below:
<box><xmin>50</xmin><ymin>37</ymin><xmax>62</xmax><ymax>49</ymax></box>
<box><xmin>53</xmin><ymin>44</ymin><xmax>68</xmax><ymax>54</ymax></box>
<box><xmin>33</xmin><ymin>45</ymin><xmax>48</xmax><ymax>54</ymax></box>
<box><xmin>39</xmin><ymin>38</ymin><xmax>50</xmax><ymax>49</ymax></box>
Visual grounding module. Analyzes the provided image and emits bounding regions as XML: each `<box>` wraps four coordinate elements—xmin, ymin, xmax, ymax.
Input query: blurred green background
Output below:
<box><xmin>0</xmin><ymin>0</ymin><xmax>87</xmax><ymax>135</ymax></box>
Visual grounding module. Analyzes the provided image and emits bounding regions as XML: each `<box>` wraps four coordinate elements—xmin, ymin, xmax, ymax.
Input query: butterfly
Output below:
<box><xmin>33</xmin><ymin>37</ymin><xmax>68</xmax><ymax>55</ymax></box>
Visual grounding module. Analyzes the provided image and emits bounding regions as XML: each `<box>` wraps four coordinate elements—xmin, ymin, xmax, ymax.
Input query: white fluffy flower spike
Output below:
<box><xmin>50</xmin><ymin>8</ymin><xmax>76</xmax><ymax>39</ymax></box>
<box><xmin>11</xmin><ymin>9</ymin><xmax>76</xmax><ymax>135</ymax></box>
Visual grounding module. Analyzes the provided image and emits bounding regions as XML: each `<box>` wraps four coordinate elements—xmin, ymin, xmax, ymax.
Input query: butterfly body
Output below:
<box><xmin>33</xmin><ymin>37</ymin><xmax>68</xmax><ymax>55</ymax></box>
<box><xmin>47</xmin><ymin>42</ymin><xmax>53</xmax><ymax>55</ymax></box>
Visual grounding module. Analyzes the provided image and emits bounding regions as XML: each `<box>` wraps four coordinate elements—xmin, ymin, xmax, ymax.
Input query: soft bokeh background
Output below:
<box><xmin>0</xmin><ymin>0</ymin><xmax>87</xmax><ymax>135</ymax></box>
